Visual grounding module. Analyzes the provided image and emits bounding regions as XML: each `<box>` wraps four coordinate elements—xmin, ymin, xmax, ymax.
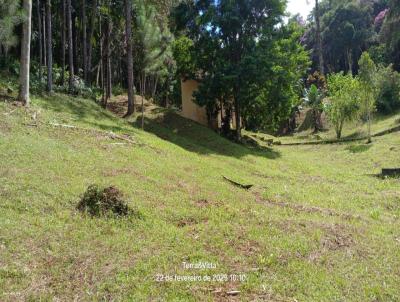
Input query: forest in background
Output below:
<box><xmin>0</xmin><ymin>0</ymin><xmax>399</xmax><ymax>139</ymax></box>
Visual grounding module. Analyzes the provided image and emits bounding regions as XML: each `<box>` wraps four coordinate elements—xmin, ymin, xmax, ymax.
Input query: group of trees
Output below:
<box><xmin>321</xmin><ymin>52</ymin><xmax>388</xmax><ymax>141</ymax></box>
<box><xmin>301</xmin><ymin>0</ymin><xmax>400</xmax><ymax>141</ymax></box>
<box><xmin>1</xmin><ymin>0</ymin><xmax>177</xmax><ymax>122</ymax></box>
<box><xmin>304</xmin><ymin>0</ymin><xmax>400</xmax><ymax>74</ymax></box>
<box><xmin>172</xmin><ymin>0</ymin><xmax>310</xmax><ymax>139</ymax></box>
<box><xmin>1</xmin><ymin>0</ymin><xmax>399</xmax><ymax>140</ymax></box>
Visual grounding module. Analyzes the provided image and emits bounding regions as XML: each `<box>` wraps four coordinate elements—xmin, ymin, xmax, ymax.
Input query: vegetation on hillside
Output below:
<box><xmin>1</xmin><ymin>0</ymin><xmax>400</xmax><ymax>300</ymax></box>
<box><xmin>1</xmin><ymin>94</ymin><xmax>400</xmax><ymax>300</ymax></box>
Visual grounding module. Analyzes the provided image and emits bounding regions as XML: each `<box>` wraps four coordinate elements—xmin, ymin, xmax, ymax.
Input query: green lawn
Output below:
<box><xmin>277</xmin><ymin>109</ymin><xmax>400</xmax><ymax>145</ymax></box>
<box><xmin>0</xmin><ymin>93</ymin><xmax>399</xmax><ymax>301</ymax></box>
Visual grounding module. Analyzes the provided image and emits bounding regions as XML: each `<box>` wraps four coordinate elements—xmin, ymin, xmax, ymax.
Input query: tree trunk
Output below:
<box><xmin>73</xmin><ymin>12</ymin><xmax>78</xmax><ymax>74</ymax></box>
<box><xmin>141</xmin><ymin>73</ymin><xmax>146</xmax><ymax>129</ymax></box>
<box><xmin>61</xmin><ymin>0</ymin><xmax>66</xmax><ymax>85</ymax></box>
<box><xmin>67</xmin><ymin>0</ymin><xmax>74</xmax><ymax>92</ymax></box>
<box><xmin>105</xmin><ymin>18</ymin><xmax>112</xmax><ymax>100</ymax></box>
<box><xmin>234</xmin><ymin>96</ymin><xmax>241</xmax><ymax>141</ymax></box>
<box><xmin>18</xmin><ymin>0</ymin><xmax>32</xmax><ymax>105</ymax></box>
<box><xmin>315</xmin><ymin>0</ymin><xmax>324</xmax><ymax>75</ymax></box>
<box><xmin>36</xmin><ymin>0</ymin><xmax>43</xmax><ymax>82</ymax></box>
<box><xmin>46</xmin><ymin>0</ymin><xmax>53</xmax><ymax>92</ymax></box>
<box><xmin>164</xmin><ymin>77</ymin><xmax>169</xmax><ymax>108</ymax></box>
<box><xmin>152</xmin><ymin>75</ymin><xmax>159</xmax><ymax>99</ymax></box>
<box><xmin>82</xmin><ymin>0</ymin><xmax>88</xmax><ymax>83</ymax></box>
<box><xmin>367</xmin><ymin>111</ymin><xmax>372</xmax><ymax>143</ymax></box>
<box><xmin>87</xmin><ymin>0</ymin><xmax>97</xmax><ymax>85</ymax></box>
<box><xmin>99</xmin><ymin>14</ymin><xmax>103</xmax><ymax>90</ymax></box>
<box><xmin>43</xmin><ymin>9</ymin><xmax>46</xmax><ymax>67</ymax></box>
<box><xmin>347</xmin><ymin>49</ymin><xmax>353</xmax><ymax>76</ymax></box>
<box><xmin>124</xmin><ymin>0</ymin><xmax>135</xmax><ymax>116</ymax></box>
<box><xmin>96</xmin><ymin>61</ymin><xmax>100</xmax><ymax>86</ymax></box>
<box><xmin>337</xmin><ymin>119</ymin><xmax>344</xmax><ymax>139</ymax></box>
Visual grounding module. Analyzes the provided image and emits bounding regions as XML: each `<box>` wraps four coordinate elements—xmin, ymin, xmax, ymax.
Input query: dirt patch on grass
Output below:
<box><xmin>254</xmin><ymin>191</ymin><xmax>361</xmax><ymax>220</ymax></box>
<box><xmin>163</xmin><ymin>178</ymin><xmax>200</xmax><ymax>196</ymax></box>
<box><xmin>107</xmin><ymin>95</ymin><xmax>154</xmax><ymax>117</ymax></box>
<box><xmin>209</xmin><ymin>285</ymin><xmax>243</xmax><ymax>302</ymax></box>
<box><xmin>175</xmin><ymin>216</ymin><xmax>209</xmax><ymax>228</ymax></box>
<box><xmin>308</xmin><ymin>223</ymin><xmax>356</xmax><ymax>263</ymax></box>
<box><xmin>176</xmin><ymin>217</ymin><xmax>199</xmax><ymax>227</ymax></box>
<box><xmin>0</xmin><ymin>121</ymin><xmax>11</xmax><ymax>134</ymax></box>
<box><xmin>102</xmin><ymin>167</ymin><xmax>134</xmax><ymax>177</ymax></box>
<box><xmin>235</xmin><ymin>239</ymin><xmax>262</xmax><ymax>258</ymax></box>
<box><xmin>194</xmin><ymin>199</ymin><xmax>224</xmax><ymax>208</ymax></box>
<box><xmin>320</xmin><ymin>224</ymin><xmax>354</xmax><ymax>251</ymax></box>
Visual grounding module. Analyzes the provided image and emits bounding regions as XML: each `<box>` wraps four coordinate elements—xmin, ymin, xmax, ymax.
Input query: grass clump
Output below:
<box><xmin>77</xmin><ymin>184</ymin><xmax>131</xmax><ymax>217</ymax></box>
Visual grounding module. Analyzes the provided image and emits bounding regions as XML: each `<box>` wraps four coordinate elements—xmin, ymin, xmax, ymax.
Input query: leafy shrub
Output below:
<box><xmin>325</xmin><ymin>73</ymin><xmax>361</xmax><ymax>139</ymax></box>
<box><xmin>0</xmin><ymin>58</ymin><xmax>20</xmax><ymax>75</ymax></box>
<box><xmin>77</xmin><ymin>184</ymin><xmax>132</xmax><ymax>217</ymax></box>
<box><xmin>112</xmin><ymin>85</ymin><xmax>126</xmax><ymax>96</ymax></box>
<box><xmin>303</xmin><ymin>84</ymin><xmax>324</xmax><ymax>131</ymax></box>
<box><xmin>375</xmin><ymin>64</ymin><xmax>400</xmax><ymax>114</ymax></box>
<box><xmin>69</xmin><ymin>76</ymin><xmax>95</xmax><ymax>99</ymax></box>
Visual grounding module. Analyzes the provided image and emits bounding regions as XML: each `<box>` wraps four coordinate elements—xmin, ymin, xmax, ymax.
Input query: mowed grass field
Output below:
<box><xmin>0</xmin><ymin>93</ymin><xmax>399</xmax><ymax>301</ymax></box>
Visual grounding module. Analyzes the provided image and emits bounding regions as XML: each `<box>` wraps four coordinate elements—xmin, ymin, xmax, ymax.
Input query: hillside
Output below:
<box><xmin>1</xmin><ymin>94</ymin><xmax>400</xmax><ymax>301</ymax></box>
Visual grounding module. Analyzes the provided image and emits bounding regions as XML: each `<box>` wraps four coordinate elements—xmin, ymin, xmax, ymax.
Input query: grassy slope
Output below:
<box><xmin>279</xmin><ymin>109</ymin><xmax>400</xmax><ymax>144</ymax></box>
<box><xmin>0</xmin><ymin>93</ymin><xmax>399</xmax><ymax>301</ymax></box>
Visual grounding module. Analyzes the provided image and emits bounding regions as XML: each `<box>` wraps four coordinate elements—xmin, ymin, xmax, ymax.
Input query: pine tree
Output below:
<box><xmin>18</xmin><ymin>0</ymin><xmax>32</xmax><ymax>105</ymax></box>
<box><xmin>45</xmin><ymin>0</ymin><xmax>53</xmax><ymax>92</ymax></box>
<box><xmin>66</xmin><ymin>0</ymin><xmax>74</xmax><ymax>92</ymax></box>
<box><xmin>135</xmin><ymin>0</ymin><xmax>173</xmax><ymax>128</ymax></box>
<box><xmin>124</xmin><ymin>0</ymin><xmax>135</xmax><ymax>116</ymax></box>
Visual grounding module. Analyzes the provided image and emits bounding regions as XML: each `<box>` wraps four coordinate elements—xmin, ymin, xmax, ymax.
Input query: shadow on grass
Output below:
<box><xmin>368</xmin><ymin>173</ymin><xmax>400</xmax><ymax>180</ymax></box>
<box><xmin>346</xmin><ymin>144</ymin><xmax>372</xmax><ymax>153</ymax></box>
<box><xmin>134</xmin><ymin>109</ymin><xmax>281</xmax><ymax>159</ymax></box>
<box><xmin>36</xmin><ymin>93</ymin><xmax>113</xmax><ymax>121</ymax></box>
<box><xmin>36</xmin><ymin>93</ymin><xmax>280</xmax><ymax>159</ymax></box>
<box><xmin>35</xmin><ymin>93</ymin><xmax>140</xmax><ymax>134</ymax></box>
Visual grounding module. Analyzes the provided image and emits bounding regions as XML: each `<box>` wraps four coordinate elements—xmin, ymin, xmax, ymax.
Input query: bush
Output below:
<box><xmin>77</xmin><ymin>184</ymin><xmax>132</xmax><ymax>217</ymax></box>
<box><xmin>325</xmin><ymin>73</ymin><xmax>361</xmax><ymax>139</ymax></box>
<box><xmin>303</xmin><ymin>84</ymin><xmax>324</xmax><ymax>131</ymax></box>
<box><xmin>375</xmin><ymin>64</ymin><xmax>400</xmax><ymax>114</ymax></box>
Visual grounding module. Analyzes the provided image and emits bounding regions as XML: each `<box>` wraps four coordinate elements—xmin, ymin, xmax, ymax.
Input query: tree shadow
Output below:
<box><xmin>341</xmin><ymin>130</ymin><xmax>365</xmax><ymax>140</ymax></box>
<box><xmin>36</xmin><ymin>93</ymin><xmax>113</xmax><ymax>121</ymax></box>
<box><xmin>36</xmin><ymin>94</ymin><xmax>280</xmax><ymax>159</ymax></box>
<box><xmin>345</xmin><ymin>144</ymin><xmax>372</xmax><ymax>153</ymax></box>
<box><xmin>134</xmin><ymin>109</ymin><xmax>281</xmax><ymax>160</ymax></box>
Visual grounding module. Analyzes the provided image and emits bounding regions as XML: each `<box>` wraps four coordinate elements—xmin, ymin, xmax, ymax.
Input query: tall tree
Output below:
<box><xmin>174</xmin><ymin>0</ymin><xmax>285</xmax><ymax>140</ymax></box>
<box><xmin>100</xmin><ymin>2</ymin><xmax>112</xmax><ymax>107</ymax></box>
<box><xmin>45</xmin><ymin>0</ymin><xmax>53</xmax><ymax>92</ymax></box>
<box><xmin>18</xmin><ymin>0</ymin><xmax>32</xmax><ymax>105</ymax></box>
<box><xmin>135</xmin><ymin>0</ymin><xmax>172</xmax><ymax>129</ymax></box>
<box><xmin>67</xmin><ymin>0</ymin><xmax>74</xmax><ymax>92</ymax></box>
<box><xmin>82</xmin><ymin>0</ymin><xmax>88</xmax><ymax>82</ymax></box>
<box><xmin>380</xmin><ymin>0</ymin><xmax>400</xmax><ymax>70</ymax></box>
<box><xmin>325</xmin><ymin>73</ymin><xmax>361</xmax><ymax>139</ymax></box>
<box><xmin>315</xmin><ymin>0</ymin><xmax>325</xmax><ymax>75</ymax></box>
<box><xmin>87</xmin><ymin>0</ymin><xmax>97</xmax><ymax>85</ymax></box>
<box><xmin>358</xmin><ymin>52</ymin><xmax>377</xmax><ymax>143</ymax></box>
<box><xmin>42</xmin><ymin>7</ymin><xmax>47</xmax><ymax>67</ymax></box>
<box><xmin>61</xmin><ymin>0</ymin><xmax>66</xmax><ymax>85</ymax></box>
<box><xmin>36</xmin><ymin>0</ymin><xmax>43</xmax><ymax>81</ymax></box>
<box><xmin>124</xmin><ymin>0</ymin><xmax>135</xmax><ymax>116</ymax></box>
<box><xmin>321</xmin><ymin>2</ymin><xmax>373</xmax><ymax>74</ymax></box>
<box><xmin>104</xmin><ymin>14</ymin><xmax>112</xmax><ymax>103</ymax></box>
